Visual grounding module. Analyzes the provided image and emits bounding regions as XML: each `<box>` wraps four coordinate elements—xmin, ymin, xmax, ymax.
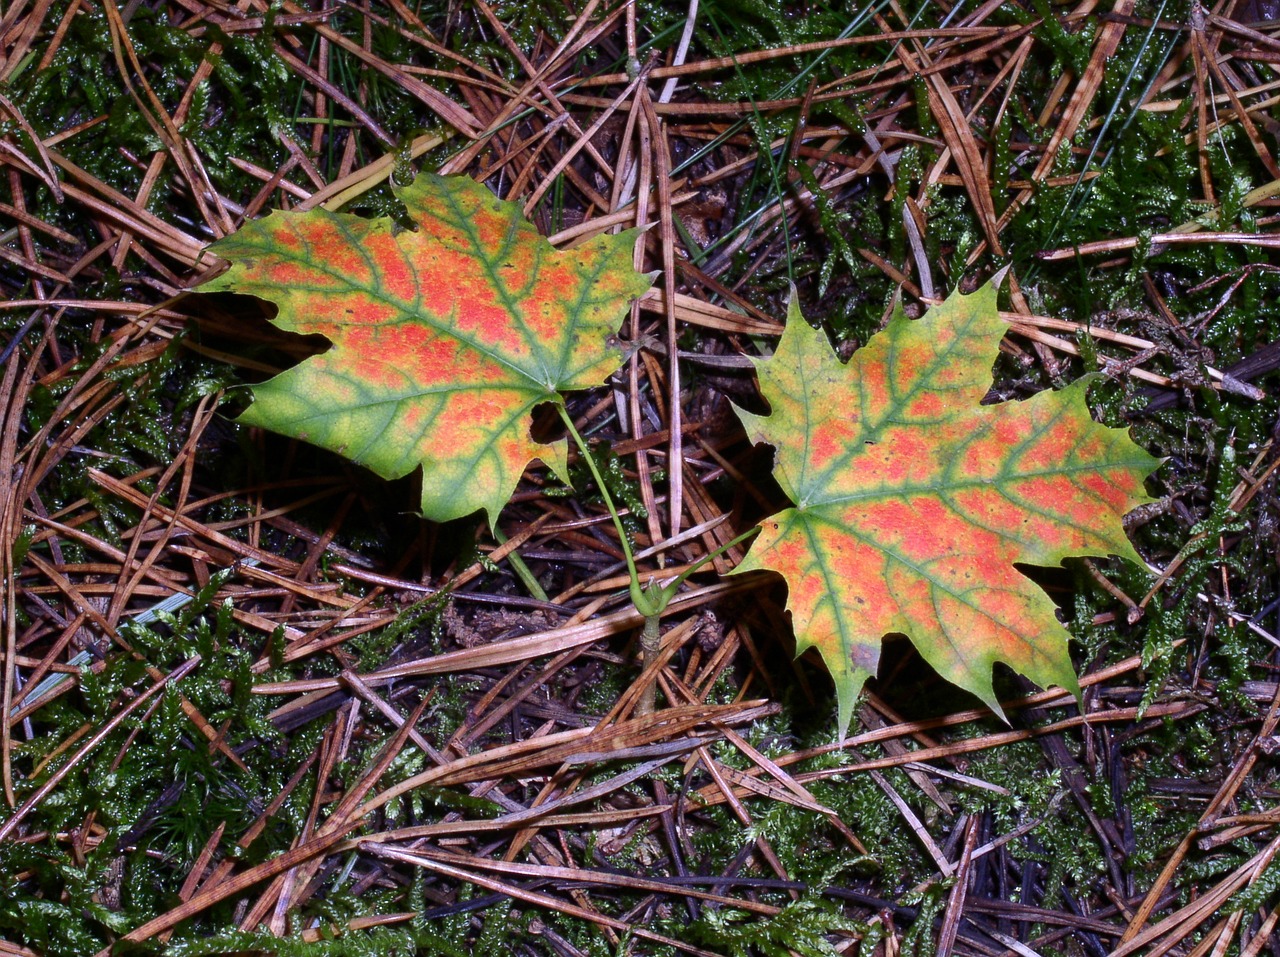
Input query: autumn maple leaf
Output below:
<box><xmin>735</xmin><ymin>285</ymin><xmax>1161</xmax><ymax>735</ymax></box>
<box><xmin>199</xmin><ymin>173</ymin><xmax>652</xmax><ymax>526</ymax></box>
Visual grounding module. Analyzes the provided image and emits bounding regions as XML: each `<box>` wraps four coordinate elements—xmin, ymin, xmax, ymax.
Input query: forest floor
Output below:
<box><xmin>2</xmin><ymin>0</ymin><xmax>1280</xmax><ymax>954</ymax></box>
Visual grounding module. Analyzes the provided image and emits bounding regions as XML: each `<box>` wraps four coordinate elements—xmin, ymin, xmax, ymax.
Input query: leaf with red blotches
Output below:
<box><xmin>735</xmin><ymin>285</ymin><xmax>1160</xmax><ymax>735</ymax></box>
<box><xmin>200</xmin><ymin>174</ymin><xmax>651</xmax><ymax>526</ymax></box>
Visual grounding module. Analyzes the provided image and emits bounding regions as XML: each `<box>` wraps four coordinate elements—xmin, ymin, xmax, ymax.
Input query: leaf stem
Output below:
<box><xmin>556</xmin><ymin>403</ymin><xmax>760</xmax><ymax>715</ymax></box>
<box><xmin>490</xmin><ymin>526</ymin><xmax>549</xmax><ymax>603</ymax></box>
<box><xmin>556</xmin><ymin>404</ymin><xmax>761</xmax><ymax>617</ymax></box>
<box><xmin>555</xmin><ymin>405</ymin><xmax>656</xmax><ymax>615</ymax></box>
<box><xmin>658</xmin><ymin>526</ymin><xmax>761</xmax><ymax>594</ymax></box>
<box><xmin>637</xmin><ymin>614</ymin><xmax>663</xmax><ymax>716</ymax></box>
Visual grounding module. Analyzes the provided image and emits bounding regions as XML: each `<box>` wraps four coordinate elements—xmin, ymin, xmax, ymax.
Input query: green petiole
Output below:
<box><xmin>556</xmin><ymin>404</ymin><xmax>758</xmax><ymax>713</ymax></box>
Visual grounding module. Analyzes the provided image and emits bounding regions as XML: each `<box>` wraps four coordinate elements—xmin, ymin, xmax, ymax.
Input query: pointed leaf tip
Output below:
<box><xmin>200</xmin><ymin>173</ymin><xmax>653</xmax><ymax>527</ymax></box>
<box><xmin>735</xmin><ymin>286</ymin><xmax>1158</xmax><ymax>732</ymax></box>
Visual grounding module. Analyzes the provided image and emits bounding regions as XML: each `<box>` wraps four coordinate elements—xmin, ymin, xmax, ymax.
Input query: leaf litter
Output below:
<box><xmin>1</xmin><ymin>0</ymin><xmax>1279</xmax><ymax>954</ymax></box>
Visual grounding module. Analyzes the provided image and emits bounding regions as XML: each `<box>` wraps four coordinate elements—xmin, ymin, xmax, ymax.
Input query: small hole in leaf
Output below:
<box><xmin>530</xmin><ymin>402</ymin><xmax>560</xmax><ymax>444</ymax></box>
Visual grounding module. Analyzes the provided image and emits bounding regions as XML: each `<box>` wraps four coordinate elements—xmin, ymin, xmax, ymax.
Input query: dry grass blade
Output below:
<box><xmin>1</xmin><ymin>0</ymin><xmax>1277</xmax><ymax>953</ymax></box>
<box><xmin>364</xmin><ymin>844</ymin><xmax>728</xmax><ymax>957</ymax></box>
<box><xmin>0</xmin><ymin>332</ymin><xmax>40</xmax><ymax>805</ymax></box>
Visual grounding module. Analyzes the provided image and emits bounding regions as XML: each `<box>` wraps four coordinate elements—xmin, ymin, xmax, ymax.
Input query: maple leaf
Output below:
<box><xmin>735</xmin><ymin>285</ymin><xmax>1161</xmax><ymax>735</ymax></box>
<box><xmin>199</xmin><ymin>173</ymin><xmax>652</xmax><ymax>526</ymax></box>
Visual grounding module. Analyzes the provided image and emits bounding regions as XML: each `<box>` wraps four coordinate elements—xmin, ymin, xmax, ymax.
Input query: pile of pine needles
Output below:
<box><xmin>2</xmin><ymin>0</ymin><xmax>1280</xmax><ymax>954</ymax></box>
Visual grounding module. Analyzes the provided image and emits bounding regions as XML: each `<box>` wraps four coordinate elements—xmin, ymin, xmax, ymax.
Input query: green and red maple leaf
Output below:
<box><xmin>201</xmin><ymin>173</ymin><xmax>651</xmax><ymax>527</ymax></box>
<box><xmin>201</xmin><ymin>175</ymin><xmax>1159</xmax><ymax>731</ymax></box>
<box><xmin>734</xmin><ymin>287</ymin><xmax>1161</xmax><ymax>734</ymax></box>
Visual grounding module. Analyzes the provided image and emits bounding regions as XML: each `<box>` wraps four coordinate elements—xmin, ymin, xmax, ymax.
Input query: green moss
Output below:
<box><xmin>5</xmin><ymin>0</ymin><xmax>1280</xmax><ymax>952</ymax></box>
<box><xmin>674</xmin><ymin>895</ymin><xmax>866</xmax><ymax>956</ymax></box>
